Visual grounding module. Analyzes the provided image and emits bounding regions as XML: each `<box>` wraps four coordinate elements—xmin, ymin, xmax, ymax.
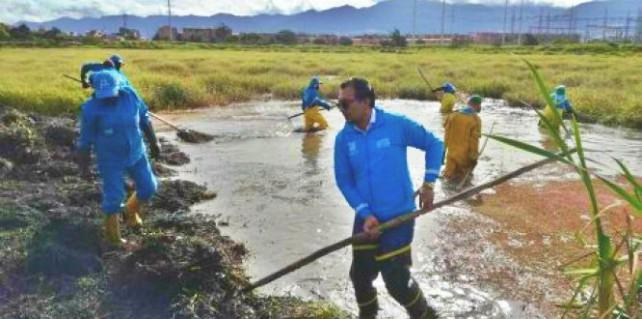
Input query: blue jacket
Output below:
<box><xmin>334</xmin><ymin>107</ymin><xmax>444</xmax><ymax>221</ymax></box>
<box><xmin>551</xmin><ymin>93</ymin><xmax>573</xmax><ymax>112</ymax></box>
<box><xmin>77</xmin><ymin>86</ymin><xmax>150</xmax><ymax>168</ymax></box>
<box><xmin>301</xmin><ymin>80</ymin><xmax>332</xmax><ymax>111</ymax></box>
<box><xmin>81</xmin><ymin>63</ymin><xmax>131</xmax><ymax>87</ymax></box>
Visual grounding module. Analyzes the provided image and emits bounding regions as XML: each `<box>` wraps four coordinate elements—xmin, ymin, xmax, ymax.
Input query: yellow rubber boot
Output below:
<box><xmin>124</xmin><ymin>193</ymin><xmax>143</xmax><ymax>228</ymax></box>
<box><xmin>104</xmin><ymin>214</ymin><xmax>125</xmax><ymax>247</ymax></box>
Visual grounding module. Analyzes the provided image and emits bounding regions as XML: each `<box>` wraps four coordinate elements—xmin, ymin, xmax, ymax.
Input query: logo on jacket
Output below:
<box><xmin>348</xmin><ymin>142</ymin><xmax>357</xmax><ymax>156</ymax></box>
<box><xmin>376</xmin><ymin>138</ymin><xmax>391</xmax><ymax>149</ymax></box>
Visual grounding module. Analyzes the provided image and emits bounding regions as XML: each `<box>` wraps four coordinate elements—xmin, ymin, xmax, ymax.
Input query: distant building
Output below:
<box><xmin>471</xmin><ymin>32</ymin><xmax>503</xmax><ymax>45</ymax></box>
<box><xmin>408</xmin><ymin>35</ymin><xmax>462</xmax><ymax>45</ymax></box>
<box><xmin>308</xmin><ymin>34</ymin><xmax>339</xmax><ymax>45</ymax></box>
<box><xmin>118</xmin><ymin>27</ymin><xmax>141</xmax><ymax>40</ymax></box>
<box><xmin>182</xmin><ymin>28</ymin><xmax>216</xmax><ymax>42</ymax></box>
<box><xmin>154</xmin><ymin>25</ymin><xmax>178</xmax><ymax>41</ymax></box>
<box><xmin>86</xmin><ymin>30</ymin><xmax>106</xmax><ymax>38</ymax></box>
<box><xmin>352</xmin><ymin>35</ymin><xmax>386</xmax><ymax>45</ymax></box>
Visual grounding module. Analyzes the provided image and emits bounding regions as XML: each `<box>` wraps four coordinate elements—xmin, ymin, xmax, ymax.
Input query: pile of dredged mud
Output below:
<box><xmin>0</xmin><ymin>106</ymin><xmax>347</xmax><ymax>319</ymax></box>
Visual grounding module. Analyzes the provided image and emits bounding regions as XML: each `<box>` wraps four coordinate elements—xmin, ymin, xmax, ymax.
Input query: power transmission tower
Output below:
<box><xmin>624</xmin><ymin>11</ymin><xmax>631</xmax><ymax>40</ymax></box>
<box><xmin>168</xmin><ymin>0</ymin><xmax>173</xmax><ymax>41</ymax></box>
<box><xmin>412</xmin><ymin>0</ymin><xmax>417</xmax><ymax>41</ymax></box>
<box><xmin>637</xmin><ymin>9</ymin><xmax>642</xmax><ymax>43</ymax></box>
<box><xmin>603</xmin><ymin>8</ymin><xmax>608</xmax><ymax>40</ymax></box>
<box><xmin>440</xmin><ymin>0</ymin><xmax>446</xmax><ymax>45</ymax></box>
<box><xmin>568</xmin><ymin>7</ymin><xmax>574</xmax><ymax>35</ymax></box>
<box><xmin>511</xmin><ymin>5</ymin><xmax>516</xmax><ymax>35</ymax></box>
<box><xmin>122</xmin><ymin>13</ymin><xmax>128</xmax><ymax>29</ymax></box>
<box><xmin>537</xmin><ymin>9</ymin><xmax>543</xmax><ymax>35</ymax></box>
<box><xmin>450</xmin><ymin>5</ymin><xmax>455</xmax><ymax>37</ymax></box>
<box><xmin>517</xmin><ymin>0</ymin><xmax>524</xmax><ymax>45</ymax></box>
<box><xmin>502</xmin><ymin>0</ymin><xmax>509</xmax><ymax>45</ymax></box>
<box><xmin>546</xmin><ymin>11</ymin><xmax>551</xmax><ymax>35</ymax></box>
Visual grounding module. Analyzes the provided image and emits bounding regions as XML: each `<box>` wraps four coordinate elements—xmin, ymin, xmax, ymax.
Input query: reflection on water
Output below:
<box><xmin>301</xmin><ymin>133</ymin><xmax>324</xmax><ymax>175</ymax></box>
<box><xmin>159</xmin><ymin>99</ymin><xmax>641</xmax><ymax>318</ymax></box>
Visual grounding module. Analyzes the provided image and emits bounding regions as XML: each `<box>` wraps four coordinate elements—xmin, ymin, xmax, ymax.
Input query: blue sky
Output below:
<box><xmin>1</xmin><ymin>0</ymin><xmax>589</xmax><ymax>24</ymax></box>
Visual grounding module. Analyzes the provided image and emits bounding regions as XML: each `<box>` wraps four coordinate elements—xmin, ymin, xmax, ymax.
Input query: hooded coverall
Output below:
<box><xmin>440</xmin><ymin>93</ymin><xmax>457</xmax><ymax>114</ymax></box>
<box><xmin>540</xmin><ymin>93</ymin><xmax>573</xmax><ymax>131</ymax></box>
<box><xmin>81</xmin><ymin>63</ymin><xmax>131</xmax><ymax>88</ymax></box>
<box><xmin>301</xmin><ymin>78</ymin><xmax>332</xmax><ymax>131</ymax></box>
<box><xmin>77</xmin><ymin>85</ymin><xmax>157</xmax><ymax>215</ymax></box>
<box><xmin>443</xmin><ymin>106</ymin><xmax>481</xmax><ymax>181</ymax></box>
<box><xmin>335</xmin><ymin>107</ymin><xmax>443</xmax><ymax>319</ymax></box>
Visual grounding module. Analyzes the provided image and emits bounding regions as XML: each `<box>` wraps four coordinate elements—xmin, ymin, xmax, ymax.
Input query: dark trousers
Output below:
<box><xmin>350</xmin><ymin>246</ymin><xmax>437</xmax><ymax>319</ymax></box>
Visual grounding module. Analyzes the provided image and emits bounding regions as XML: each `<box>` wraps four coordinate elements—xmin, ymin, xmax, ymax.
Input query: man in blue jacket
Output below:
<box><xmin>301</xmin><ymin>76</ymin><xmax>333</xmax><ymax>132</ymax></box>
<box><xmin>77</xmin><ymin>70</ymin><xmax>160</xmax><ymax>248</ymax></box>
<box><xmin>80</xmin><ymin>54</ymin><xmax>129</xmax><ymax>89</ymax></box>
<box><xmin>334</xmin><ymin>77</ymin><xmax>443</xmax><ymax>319</ymax></box>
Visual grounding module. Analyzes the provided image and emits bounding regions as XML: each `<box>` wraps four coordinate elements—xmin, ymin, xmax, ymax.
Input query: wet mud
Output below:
<box><xmin>0</xmin><ymin>106</ymin><xmax>346</xmax><ymax>319</ymax></box>
<box><xmin>158</xmin><ymin>100</ymin><xmax>642</xmax><ymax>318</ymax></box>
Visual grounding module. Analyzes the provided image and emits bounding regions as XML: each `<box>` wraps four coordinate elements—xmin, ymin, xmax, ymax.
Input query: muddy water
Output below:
<box><xmin>159</xmin><ymin>100</ymin><xmax>642</xmax><ymax>318</ymax></box>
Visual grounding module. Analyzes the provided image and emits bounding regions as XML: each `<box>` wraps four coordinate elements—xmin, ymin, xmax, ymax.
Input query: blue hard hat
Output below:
<box><xmin>309</xmin><ymin>76</ymin><xmax>323</xmax><ymax>87</ymax></box>
<box><xmin>91</xmin><ymin>71</ymin><xmax>120</xmax><ymax>99</ymax></box>
<box><xmin>109</xmin><ymin>54</ymin><xmax>124</xmax><ymax>66</ymax></box>
<box><xmin>554</xmin><ymin>85</ymin><xmax>566</xmax><ymax>96</ymax></box>
<box><xmin>442</xmin><ymin>82</ymin><xmax>456</xmax><ymax>94</ymax></box>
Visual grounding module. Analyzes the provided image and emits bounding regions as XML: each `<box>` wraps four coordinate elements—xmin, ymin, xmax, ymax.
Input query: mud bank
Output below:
<box><xmin>0</xmin><ymin>106</ymin><xmax>347</xmax><ymax>319</ymax></box>
<box><xmin>446</xmin><ymin>178</ymin><xmax>642</xmax><ymax>317</ymax></box>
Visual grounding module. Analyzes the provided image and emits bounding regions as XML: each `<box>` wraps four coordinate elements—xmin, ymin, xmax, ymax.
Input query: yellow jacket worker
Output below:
<box><xmin>540</xmin><ymin>85</ymin><xmax>574</xmax><ymax>131</ymax></box>
<box><xmin>443</xmin><ymin>95</ymin><xmax>482</xmax><ymax>182</ymax></box>
<box><xmin>433</xmin><ymin>82</ymin><xmax>457</xmax><ymax>114</ymax></box>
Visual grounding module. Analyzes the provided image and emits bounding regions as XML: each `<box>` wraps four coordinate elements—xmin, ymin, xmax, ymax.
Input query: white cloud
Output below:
<box><xmin>0</xmin><ymin>0</ymin><xmax>589</xmax><ymax>24</ymax></box>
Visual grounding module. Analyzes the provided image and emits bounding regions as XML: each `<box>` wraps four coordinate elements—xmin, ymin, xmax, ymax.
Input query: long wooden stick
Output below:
<box><xmin>148</xmin><ymin>112</ymin><xmax>183</xmax><ymax>131</ymax></box>
<box><xmin>287</xmin><ymin>105</ymin><xmax>336</xmax><ymax>121</ymax></box>
<box><xmin>243</xmin><ymin>149</ymin><xmax>576</xmax><ymax>292</ymax></box>
<box><xmin>416</xmin><ymin>67</ymin><xmax>435</xmax><ymax>92</ymax></box>
<box><xmin>64</xmin><ymin>74</ymin><xmax>82</xmax><ymax>83</ymax></box>
<box><xmin>417</xmin><ymin>67</ymin><xmax>468</xmax><ymax>104</ymax></box>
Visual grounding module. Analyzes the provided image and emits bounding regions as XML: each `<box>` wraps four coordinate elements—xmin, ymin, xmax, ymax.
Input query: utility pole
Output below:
<box><xmin>637</xmin><ymin>9</ymin><xmax>642</xmax><ymax>43</ymax></box>
<box><xmin>502</xmin><ymin>0</ymin><xmax>509</xmax><ymax>45</ymax></box>
<box><xmin>602</xmin><ymin>9</ymin><xmax>608</xmax><ymax>41</ymax></box>
<box><xmin>546</xmin><ymin>12</ymin><xmax>551</xmax><ymax>35</ymax></box>
<box><xmin>517</xmin><ymin>0</ymin><xmax>524</xmax><ymax>45</ymax></box>
<box><xmin>568</xmin><ymin>7</ymin><xmax>574</xmax><ymax>35</ymax></box>
<box><xmin>624</xmin><ymin>11</ymin><xmax>631</xmax><ymax>41</ymax></box>
<box><xmin>413</xmin><ymin>0</ymin><xmax>417</xmax><ymax>41</ymax></box>
<box><xmin>511</xmin><ymin>5</ymin><xmax>516</xmax><ymax>36</ymax></box>
<box><xmin>537</xmin><ymin>9</ymin><xmax>543</xmax><ymax>35</ymax></box>
<box><xmin>450</xmin><ymin>5</ymin><xmax>455</xmax><ymax>38</ymax></box>
<box><xmin>168</xmin><ymin>0</ymin><xmax>173</xmax><ymax>41</ymax></box>
<box><xmin>440</xmin><ymin>0</ymin><xmax>446</xmax><ymax>45</ymax></box>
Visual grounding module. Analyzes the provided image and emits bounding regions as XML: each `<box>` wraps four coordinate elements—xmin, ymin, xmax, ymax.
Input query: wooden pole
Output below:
<box><xmin>243</xmin><ymin>149</ymin><xmax>576</xmax><ymax>292</ymax></box>
<box><xmin>417</xmin><ymin>67</ymin><xmax>468</xmax><ymax>104</ymax></box>
<box><xmin>416</xmin><ymin>67</ymin><xmax>435</xmax><ymax>92</ymax></box>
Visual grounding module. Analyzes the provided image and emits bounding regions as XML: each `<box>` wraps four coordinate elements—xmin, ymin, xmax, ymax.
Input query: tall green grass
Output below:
<box><xmin>0</xmin><ymin>47</ymin><xmax>640</xmax><ymax>127</ymax></box>
<box><xmin>488</xmin><ymin>60</ymin><xmax>642</xmax><ymax>318</ymax></box>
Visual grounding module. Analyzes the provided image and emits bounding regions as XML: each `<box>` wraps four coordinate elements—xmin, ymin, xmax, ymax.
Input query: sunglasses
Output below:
<box><xmin>337</xmin><ymin>98</ymin><xmax>356</xmax><ymax>111</ymax></box>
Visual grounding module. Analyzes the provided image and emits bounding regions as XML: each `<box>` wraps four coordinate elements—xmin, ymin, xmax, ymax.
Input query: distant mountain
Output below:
<box><xmin>573</xmin><ymin>0</ymin><xmax>641</xmax><ymax>18</ymax></box>
<box><xmin>20</xmin><ymin>0</ymin><xmax>642</xmax><ymax>38</ymax></box>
